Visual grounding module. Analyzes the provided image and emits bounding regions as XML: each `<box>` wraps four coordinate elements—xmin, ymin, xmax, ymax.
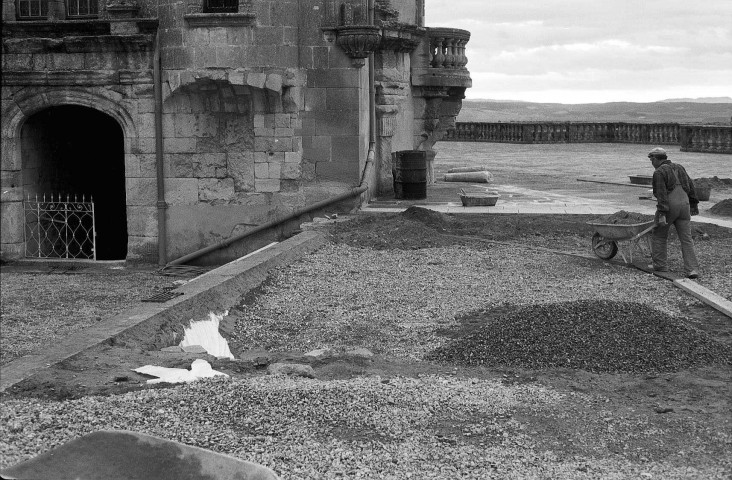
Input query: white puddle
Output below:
<box><xmin>133</xmin><ymin>311</ymin><xmax>235</xmax><ymax>384</ymax></box>
<box><xmin>179</xmin><ymin>311</ymin><xmax>235</xmax><ymax>360</ymax></box>
<box><xmin>134</xmin><ymin>359</ymin><xmax>228</xmax><ymax>384</ymax></box>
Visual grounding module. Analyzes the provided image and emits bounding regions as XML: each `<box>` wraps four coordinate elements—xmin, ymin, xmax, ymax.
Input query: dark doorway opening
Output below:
<box><xmin>21</xmin><ymin>105</ymin><xmax>128</xmax><ymax>260</ymax></box>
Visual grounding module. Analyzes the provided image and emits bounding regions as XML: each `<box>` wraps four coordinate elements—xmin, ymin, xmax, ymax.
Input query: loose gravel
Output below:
<box><xmin>229</xmin><ymin>243</ymin><xmax>689</xmax><ymax>359</ymax></box>
<box><xmin>0</xmin><ymin>266</ymin><xmax>174</xmax><ymax>365</ymax></box>
<box><xmin>1</xmin><ymin>376</ymin><xmax>728</xmax><ymax>479</ymax></box>
<box><xmin>428</xmin><ymin>300</ymin><xmax>732</xmax><ymax>373</ymax></box>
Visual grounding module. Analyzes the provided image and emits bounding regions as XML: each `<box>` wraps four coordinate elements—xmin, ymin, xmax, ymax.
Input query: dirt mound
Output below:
<box><xmin>709</xmin><ymin>199</ymin><xmax>732</xmax><ymax>216</ymax></box>
<box><xmin>429</xmin><ymin>300</ymin><xmax>732</xmax><ymax>374</ymax></box>
<box><xmin>590</xmin><ymin>210</ymin><xmax>654</xmax><ymax>225</ymax></box>
<box><xmin>399</xmin><ymin>206</ymin><xmax>452</xmax><ymax>228</ymax></box>
<box><xmin>694</xmin><ymin>177</ymin><xmax>732</xmax><ymax>190</ymax></box>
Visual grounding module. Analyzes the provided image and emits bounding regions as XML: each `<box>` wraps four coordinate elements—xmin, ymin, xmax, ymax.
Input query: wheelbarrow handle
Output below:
<box><xmin>630</xmin><ymin>224</ymin><xmax>656</xmax><ymax>241</ymax></box>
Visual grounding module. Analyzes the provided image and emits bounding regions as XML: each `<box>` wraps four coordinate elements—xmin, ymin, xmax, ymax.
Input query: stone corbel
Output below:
<box><xmin>334</xmin><ymin>25</ymin><xmax>382</xmax><ymax>67</ymax></box>
<box><xmin>379</xmin><ymin>25</ymin><xmax>425</xmax><ymax>53</ymax></box>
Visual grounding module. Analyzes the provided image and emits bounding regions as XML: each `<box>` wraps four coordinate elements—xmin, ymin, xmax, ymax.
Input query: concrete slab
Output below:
<box><xmin>0</xmin><ymin>430</ymin><xmax>279</xmax><ymax>480</ymax></box>
<box><xmin>0</xmin><ymin>232</ymin><xmax>327</xmax><ymax>393</ymax></box>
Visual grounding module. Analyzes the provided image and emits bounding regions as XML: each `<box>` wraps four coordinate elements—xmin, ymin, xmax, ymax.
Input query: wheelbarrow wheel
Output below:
<box><xmin>592</xmin><ymin>233</ymin><xmax>618</xmax><ymax>260</ymax></box>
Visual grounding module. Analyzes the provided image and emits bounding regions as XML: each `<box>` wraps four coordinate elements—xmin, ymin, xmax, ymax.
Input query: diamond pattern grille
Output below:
<box><xmin>24</xmin><ymin>194</ymin><xmax>96</xmax><ymax>260</ymax></box>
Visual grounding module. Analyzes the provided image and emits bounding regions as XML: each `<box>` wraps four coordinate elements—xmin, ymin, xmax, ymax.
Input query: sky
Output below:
<box><xmin>425</xmin><ymin>0</ymin><xmax>732</xmax><ymax>104</ymax></box>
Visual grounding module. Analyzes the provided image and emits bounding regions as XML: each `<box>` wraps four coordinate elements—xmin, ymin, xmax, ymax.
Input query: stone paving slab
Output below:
<box><xmin>0</xmin><ymin>430</ymin><xmax>279</xmax><ymax>480</ymax></box>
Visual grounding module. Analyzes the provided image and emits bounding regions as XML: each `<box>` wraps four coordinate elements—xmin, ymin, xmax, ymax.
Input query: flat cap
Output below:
<box><xmin>648</xmin><ymin>147</ymin><xmax>667</xmax><ymax>157</ymax></box>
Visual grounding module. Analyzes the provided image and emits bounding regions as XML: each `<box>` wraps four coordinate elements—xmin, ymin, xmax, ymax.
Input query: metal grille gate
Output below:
<box><xmin>24</xmin><ymin>194</ymin><xmax>96</xmax><ymax>259</ymax></box>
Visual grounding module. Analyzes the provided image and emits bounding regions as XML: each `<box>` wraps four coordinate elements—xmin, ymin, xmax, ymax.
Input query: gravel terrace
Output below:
<box><xmin>1</xmin><ymin>209</ymin><xmax>731</xmax><ymax>479</ymax></box>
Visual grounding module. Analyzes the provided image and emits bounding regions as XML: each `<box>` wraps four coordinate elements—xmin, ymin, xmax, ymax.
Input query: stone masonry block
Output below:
<box><xmin>285</xmin><ymin>151</ymin><xmax>302</xmax><ymax>163</ymax></box>
<box><xmin>253</xmin><ymin>114</ymin><xmax>265</xmax><ymax>128</ymax></box>
<box><xmin>164</xmin><ymin>138</ymin><xmax>196</xmax><ymax>153</ymax></box>
<box><xmin>125</xmin><ymin>154</ymin><xmax>141</xmax><ymax>177</ymax></box>
<box><xmin>331</xmin><ymin>135</ymin><xmax>360</xmax><ymax>162</ymax></box>
<box><xmin>268</xmin><ymin>162</ymin><xmax>281</xmax><ymax>179</ymax></box>
<box><xmin>327</xmin><ymin>88</ymin><xmax>360</xmax><ymax>111</ymax></box>
<box><xmin>198</xmin><ymin>178</ymin><xmax>235</xmax><ymax>201</ymax></box>
<box><xmin>255</xmin><ymin>178</ymin><xmax>280</xmax><ymax>193</ymax></box>
<box><xmin>265</xmin><ymin>74</ymin><xmax>283</xmax><ymax>93</ymax></box>
<box><xmin>228</xmin><ymin>151</ymin><xmax>254</xmax><ymax>192</ymax></box>
<box><xmin>228</xmin><ymin>71</ymin><xmax>245</xmax><ymax>85</ymax></box>
<box><xmin>193</xmin><ymin>153</ymin><xmax>227</xmax><ymax>178</ymax></box>
<box><xmin>281</xmin><ymin>163</ymin><xmax>301</xmax><ymax>179</ymax></box>
<box><xmin>254</xmin><ymin>152</ymin><xmax>269</xmax><ymax>163</ymax></box>
<box><xmin>209</xmin><ymin>27</ymin><xmax>228</xmax><ymax>45</ymax></box>
<box><xmin>136</xmin><ymin>113</ymin><xmax>156</xmax><ymax>138</ymax></box>
<box><xmin>256</xmin><ymin>26</ymin><xmax>283</xmax><ymax>46</ymax></box>
<box><xmin>52</xmin><ymin>53</ymin><xmax>85</xmax><ymax>70</ymax></box>
<box><xmin>126</xmin><ymin>178</ymin><xmax>157</xmax><ymax>206</ymax></box>
<box><xmin>247</xmin><ymin>73</ymin><xmax>267</xmax><ymax>89</ymax></box>
<box><xmin>126</xmin><ymin>206</ymin><xmax>158</xmax><ymax>237</ymax></box>
<box><xmin>139</xmin><ymin>154</ymin><xmax>158</xmax><ymax>178</ymax></box>
<box><xmin>165</xmin><ymin>153</ymin><xmax>194</xmax><ymax>177</ymax></box>
<box><xmin>255</xmin><ymin>127</ymin><xmax>275</xmax><ymax>137</ymax></box>
<box><xmin>315</xmin><ymin>110</ymin><xmax>360</xmax><ymax>136</ymax></box>
<box><xmin>254</xmin><ymin>162</ymin><xmax>268</xmax><ymax>179</ymax></box>
<box><xmin>307</xmin><ymin>69</ymin><xmax>360</xmax><ymax>88</ymax></box>
<box><xmin>164</xmin><ymin>178</ymin><xmax>199</xmax><ymax>205</ymax></box>
<box><xmin>0</xmin><ymin>201</ymin><xmax>23</xmax><ymax>244</ymax></box>
<box><xmin>275</xmin><ymin>127</ymin><xmax>294</xmax><ymax>137</ymax></box>
<box><xmin>304</xmin><ymin>88</ymin><xmax>326</xmax><ymax>112</ymax></box>
<box><xmin>316</xmin><ymin>159</ymin><xmax>358</xmax><ymax>183</ymax></box>
<box><xmin>274</xmin><ymin>113</ymin><xmax>291</xmax><ymax>128</ymax></box>
<box><xmin>268</xmin><ymin>152</ymin><xmax>285</xmax><ymax>163</ymax></box>
<box><xmin>263</xmin><ymin>114</ymin><xmax>276</xmax><ymax>129</ymax></box>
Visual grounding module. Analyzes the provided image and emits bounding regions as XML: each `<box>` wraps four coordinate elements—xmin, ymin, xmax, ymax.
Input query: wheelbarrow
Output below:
<box><xmin>586</xmin><ymin>220</ymin><xmax>656</xmax><ymax>263</ymax></box>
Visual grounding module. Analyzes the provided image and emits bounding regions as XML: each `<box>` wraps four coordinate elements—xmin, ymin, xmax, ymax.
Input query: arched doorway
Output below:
<box><xmin>21</xmin><ymin>105</ymin><xmax>128</xmax><ymax>260</ymax></box>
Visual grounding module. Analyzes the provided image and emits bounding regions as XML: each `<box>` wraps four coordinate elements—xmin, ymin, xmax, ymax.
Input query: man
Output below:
<box><xmin>648</xmin><ymin>147</ymin><xmax>700</xmax><ymax>279</ymax></box>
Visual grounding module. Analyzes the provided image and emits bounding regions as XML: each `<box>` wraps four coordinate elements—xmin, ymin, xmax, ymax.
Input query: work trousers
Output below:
<box><xmin>651</xmin><ymin>184</ymin><xmax>699</xmax><ymax>274</ymax></box>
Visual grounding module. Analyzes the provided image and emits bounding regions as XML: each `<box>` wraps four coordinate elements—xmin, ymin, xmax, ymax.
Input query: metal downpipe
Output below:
<box><xmin>153</xmin><ymin>31</ymin><xmax>167</xmax><ymax>265</ymax></box>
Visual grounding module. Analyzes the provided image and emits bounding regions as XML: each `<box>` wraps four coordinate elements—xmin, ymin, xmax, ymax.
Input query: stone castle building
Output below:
<box><xmin>1</xmin><ymin>0</ymin><xmax>471</xmax><ymax>263</ymax></box>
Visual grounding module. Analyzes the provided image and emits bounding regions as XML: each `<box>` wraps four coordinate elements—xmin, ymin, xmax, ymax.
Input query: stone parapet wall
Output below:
<box><xmin>445</xmin><ymin>122</ymin><xmax>732</xmax><ymax>154</ymax></box>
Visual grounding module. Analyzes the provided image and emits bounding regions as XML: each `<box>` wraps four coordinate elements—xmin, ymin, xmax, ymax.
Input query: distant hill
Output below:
<box><xmin>458</xmin><ymin>100</ymin><xmax>732</xmax><ymax>124</ymax></box>
<box><xmin>659</xmin><ymin>97</ymin><xmax>732</xmax><ymax>103</ymax></box>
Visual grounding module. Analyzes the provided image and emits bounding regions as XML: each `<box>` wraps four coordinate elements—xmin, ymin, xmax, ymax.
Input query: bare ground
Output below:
<box><xmin>1</xmin><ymin>210</ymin><xmax>731</xmax><ymax>477</ymax></box>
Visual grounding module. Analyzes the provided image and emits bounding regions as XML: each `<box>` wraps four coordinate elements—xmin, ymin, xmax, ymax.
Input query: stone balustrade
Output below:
<box><xmin>427</xmin><ymin>27</ymin><xmax>470</xmax><ymax>70</ymax></box>
<box><xmin>445</xmin><ymin>122</ymin><xmax>731</xmax><ymax>153</ymax></box>
<box><xmin>680</xmin><ymin>125</ymin><xmax>732</xmax><ymax>153</ymax></box>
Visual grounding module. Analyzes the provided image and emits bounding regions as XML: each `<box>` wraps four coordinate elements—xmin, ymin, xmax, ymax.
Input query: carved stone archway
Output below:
<box><xmin>1</xmin><ymin>88</ymin><xmax>137</xmax><ymax>259</ymax></box>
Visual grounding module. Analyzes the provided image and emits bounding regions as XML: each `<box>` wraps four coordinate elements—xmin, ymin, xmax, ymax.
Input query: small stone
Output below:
<box><xmin>345</xmin><ymin>348</ymin><xmax>374</xmax><ymax>358</ymax></box>
<box><xmin>654</xmin><ymin>407</ymin><xmax>674</xmax><ymax>414</ymax></box>
<box><xmin>304</xmin><ymin>348</ymin><xmax>334</xmax><ymax>359</ymax></box>
<box><xmin>161</xmin><ymin>346</ymin><xmax>183</xmax><ymax>353</ymax></box>
<box><xmin>267</xmin><ymin>363</ymin><xmax>316</xmax><ymax>378</ymax></box>
<box><xmin>181</xmin><ymin>345</ymin><xmax>207</xmax><ymax>354</ymax></box>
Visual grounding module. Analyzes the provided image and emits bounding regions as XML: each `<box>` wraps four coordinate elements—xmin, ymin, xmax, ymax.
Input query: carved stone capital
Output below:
<box><xmin>334</xmin><ymin>25</ymin><xmax>382</xmax><ymax>68</ymax></box>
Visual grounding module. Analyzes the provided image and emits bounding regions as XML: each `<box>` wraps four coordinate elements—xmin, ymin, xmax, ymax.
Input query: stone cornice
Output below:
<box><xmin>2</xmin><ymin>34</ymin><xmax>155</xmax><ymax>53</ymax></box>
<box><xmin>1</xmin><ymin>70</ymin><xmax>153</xmax><ymax>86</ymax></box>
<box><xmin>183</xmin><ymin>12</ymin><xmax>256</xmax><ymax>28</ymax></box>
<box><xmin>1</xmin><ymin>19</ymin><xmax>158</xmax><ymax>38</ymax></box>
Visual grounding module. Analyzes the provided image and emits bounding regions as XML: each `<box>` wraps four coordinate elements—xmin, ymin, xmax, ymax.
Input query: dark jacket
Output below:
<box><xmin>652</xmin><ymin>160</ymin><xmax>698</xmax><ymax>213</ymax></box>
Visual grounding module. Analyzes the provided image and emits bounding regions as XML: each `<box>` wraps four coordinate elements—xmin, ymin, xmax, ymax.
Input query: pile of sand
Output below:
<box><xmin>709</xmin><ymin>199</ymin><xmax>732</xmax><ymax>217</ymax></box>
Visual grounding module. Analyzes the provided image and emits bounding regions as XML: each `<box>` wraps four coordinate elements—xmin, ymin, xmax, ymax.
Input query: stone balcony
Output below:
<box><xmin>411</xmin><ymin>27</ymin><xmax>472</xmax><ymax>94</ymax></box>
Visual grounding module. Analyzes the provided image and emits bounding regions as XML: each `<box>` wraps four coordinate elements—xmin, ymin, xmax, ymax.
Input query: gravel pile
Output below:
<box><xmin>429</xmin><ymin>300</ymin><xmax>732</xmax><ymax>373</ymax></box>
<box><xmin>694</xmin><ymin>177</ymin><xmax>732</xmax><ymax>190</ymax></box>
<box><xmin>709</xmin><ymin>199</ymin><xmax>732</xmax><ymax>217</ymax></box>
<box><xmin>229</xmin><ymin>243</ymin><xmax>683</xmax><ymax>359</ymax></box>
<box><xmin>590</xmin><ymin>211</ymin><xmax>654</xmax><ymax>225</ymax></box>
